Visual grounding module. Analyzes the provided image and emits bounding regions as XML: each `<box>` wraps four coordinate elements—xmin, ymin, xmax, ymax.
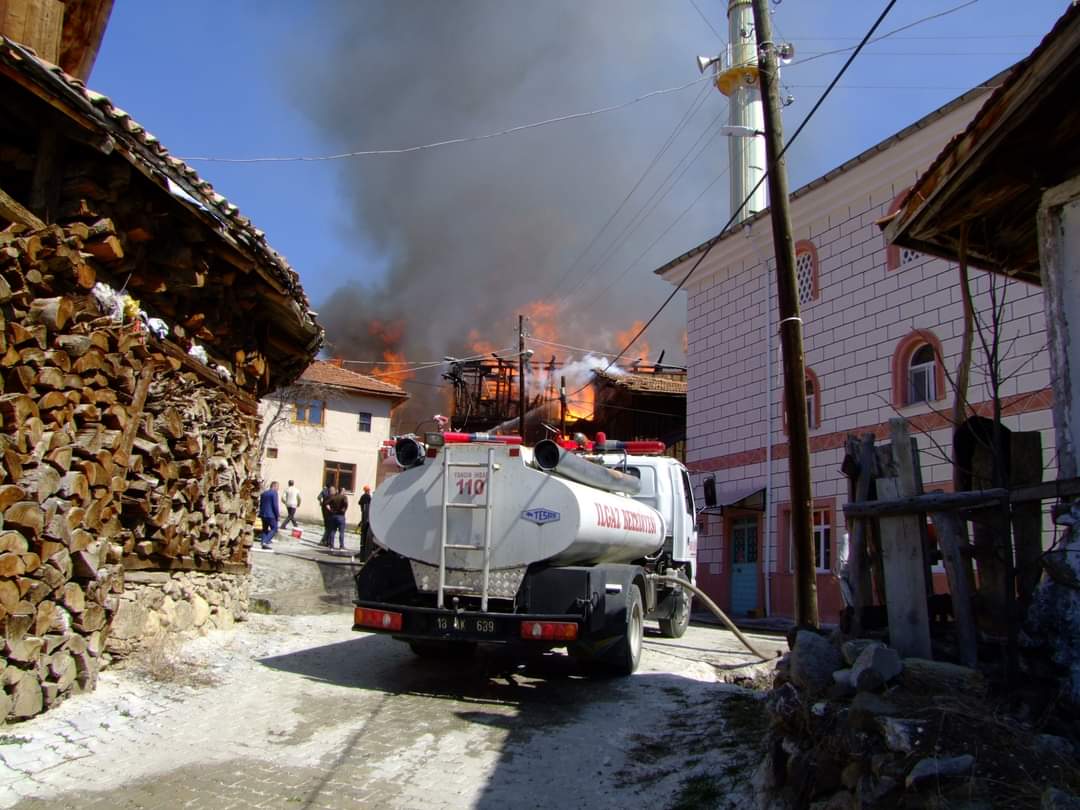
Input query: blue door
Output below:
<box><xmin>730</xmin><ymin>516</ymin><xmax>759</xmax><ymax>616</ymax></box>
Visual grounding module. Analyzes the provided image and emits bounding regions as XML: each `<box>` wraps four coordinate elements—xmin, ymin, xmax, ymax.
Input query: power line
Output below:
<box><xmin>688</xmin><ymin>0</ymin><xmax>726</xmax><ymax>42</ymax></box>
<box><xmin>570</xmin><ymin>0</ymin><xmax>901</xmax><ymax>398</ymax></box>
<box><xmin>178</xmin><ymin>74</ymin><xmax>717</xmax><ymax>164</ymax></box>
<box><xmin>557</xmin><ymin>103</ymin><xmax>731</xmax><ymax>308</ymax></box>
<box><xmin>789</xmin><ymin>0</ymin><xmax>981</xmax><ymax>68</ymax></box>
<box><xmin>545</xmin><ymin>82</ymin><xmax>712</xmax><ymax>300</ymax></box>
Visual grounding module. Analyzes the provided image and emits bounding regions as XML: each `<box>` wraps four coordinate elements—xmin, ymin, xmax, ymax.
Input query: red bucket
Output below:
<box><xmin>291</xmin><ymin>529</ymin><xmax>302</xmax><ymax>539</ymax></box>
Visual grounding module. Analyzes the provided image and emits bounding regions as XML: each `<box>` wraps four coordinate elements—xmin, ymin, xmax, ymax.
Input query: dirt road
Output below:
<box><xmin>0</xmin><ymin>566</ymin><xmax>782</xmax><ymax>810</ymax></box>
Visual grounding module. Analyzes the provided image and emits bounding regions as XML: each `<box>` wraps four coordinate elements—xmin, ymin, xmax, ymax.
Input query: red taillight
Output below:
<box><xmin>355</xmin><ymin>607</ymin><xmax>403</xmax><ymax>632</ymax></box>
<box><xmin>509</xmin><ymin>447</ymin><xmax>520</xmax><ymax>457</ymax></box>
<box><xmin>426</xmin><ymin>446</ymin><xmax>439</xmax><ymax>458</ymax></box>
<box><xmin>520</xmin><ymin>621</ymin><xmax>578</xmax><ymax>641</ymax></box>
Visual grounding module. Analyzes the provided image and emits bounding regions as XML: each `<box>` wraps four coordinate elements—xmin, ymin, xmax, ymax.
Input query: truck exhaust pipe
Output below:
<box><xmin>533</xmin><ymin>439</ymin><xmax>642</xmax><ymax>495</ymax></box>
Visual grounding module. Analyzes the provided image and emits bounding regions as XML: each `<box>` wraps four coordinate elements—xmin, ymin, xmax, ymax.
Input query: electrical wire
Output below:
<box><xmin>568</xmin><ymin>0</ymin><xmax>901</xmax><ymax>399</ymax></box>
<box><xmin>545</xmin><ymin>81</ymin><xmax>712</xmax><ymax>300</ymax></box>
<box><xmin>178</xmin><ymin>74</ymin><xmax>717</xmax><ymax>164</ymax></box>
<box><xmin>556</xmin><ymin>103</ymin><xmax>731</xmax><ymax>307</ymax></box>
<box><xmin>529</xmin><ymin>336</ymin><xmax>624</xmax><ymax>357</ymax></box>
<box><xmin>788</xmin><ymin>0</ymin><xmax>982</xmax><ymax>68</ymax></box>
<box><xmin>689</xmin><ymin>0</ymin><xmax>726</xmax><ymax>42</ymax></box>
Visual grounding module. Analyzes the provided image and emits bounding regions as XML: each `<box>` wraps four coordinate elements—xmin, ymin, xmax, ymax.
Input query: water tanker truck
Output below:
<box><xmin>353</xmin><ymin>432</ymin><xmax>698</xmax><ymax>675</ymax></box>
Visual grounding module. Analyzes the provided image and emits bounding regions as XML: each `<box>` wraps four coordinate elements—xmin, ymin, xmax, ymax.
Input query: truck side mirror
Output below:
<box><xmin>703</xmin><ymin>476</ymin><xmax>717</xmax><ymax>509</ymax></box>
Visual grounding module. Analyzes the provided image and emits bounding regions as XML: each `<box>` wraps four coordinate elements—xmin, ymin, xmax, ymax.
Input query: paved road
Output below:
<box><xmin>0</xmin><ymin>606</ymin><xmax>782</xmax><ymax>809</ymax></box>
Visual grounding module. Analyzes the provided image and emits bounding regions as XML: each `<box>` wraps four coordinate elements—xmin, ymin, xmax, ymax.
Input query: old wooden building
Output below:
<box><xmin>0</xmin><ymin>33</ymin><xmax>322</xmax><ymax>720</ymax></box>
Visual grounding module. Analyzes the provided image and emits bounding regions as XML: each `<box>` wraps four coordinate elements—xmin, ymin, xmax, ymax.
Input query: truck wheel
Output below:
<box><xmin>407</xmin><ymin>641</ymin><xmax>477</xmax><ymax>659</ymax></box>
<box><xmin>605</xmin><ymin>585</ymin><xmax>644</xmax><ymax>676</ymax></box>
<box><xmin>658</xmin><ymin>575</ymin><xmax>692</xmax><ymax>639</ymax></box>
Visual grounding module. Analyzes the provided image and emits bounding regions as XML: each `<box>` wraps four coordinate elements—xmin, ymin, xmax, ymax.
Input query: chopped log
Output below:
<box><xmin>45</xmin><ymin>445</ymin><xmax>73</xmax><ymax>473</ymax></box>
<box><xmin>72</xmin><ymin>350</ymin><xmax>105</xmax><ymax>373</ymax></box>
<box><xmin>0</xmin><ymin>531</ymin><xmax>28</xmax><ymax>553</ymax></box>
<box><xmin>35</xmin><ymin>366</ymin><xmax>65</xmax><ymax>390</ymax></box>
<box><xmin>0</xmin><ymin>484</ymin><xmax>26</xmax><ymax>511</ymax></box>
<box><xmin>0</xmin><ymin>579</ymin><xmax>19</xmax><ymax>612</ymax></box>
<box><xmin>4</xmin><ymin>501</ymin><xmax>43</xmax><ymax>538</ymax></box>
<box><xmin>0</xmin><ymin>553</ymin><xmax>25</xmax><ymax>577</ymax></box>
<box><xmin>37</xmin><ymin>391</ymin><xmax>69</xmax><ymax>412</ymax></box>
<box><xmin>54</xmin><ymin>334</ymin><xmax>92</xmax><ymax>357</ymax></box>
<box><xmin>84</xmin><ymin>235</ymin><xmax>123</xmax><ymax>263</ymax></box>
<box><xmin>27</xmin><ymin>297</ymin><xmax>73</xmax><ymax>331</ymax></box>
<box><xmin>17</xmin><ymin>465</ymin><xmax>61</xmax><ymax>503</ymax></box>
<box><xmin>8</xmin><ymin>321</ymin><xmax>46</xmax><ymax>349</ymax></box>
<box><xmin>59</xmin><ymin>471</ymin><xmax>88</xmax><ymax>502</ymax></box>
<box><xmin>5</xmin><ymin>365</ymin><xmax>38</xmax><ymax>394</ymax></box>
<box><xmin>43</xmin><ymin>349</ymin><xmax>71</xmax><ymax>372</ymax></box>
<box><xmin>0</xmin><ymin>393</ymin><xmax>39</xmax><ymax>425</ymax></box>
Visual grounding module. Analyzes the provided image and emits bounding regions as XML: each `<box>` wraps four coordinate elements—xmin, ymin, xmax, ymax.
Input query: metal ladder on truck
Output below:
<box><xmin>438</xmin><ymin>444</ymin><xmax>496</xmax><ymax>611</ymax></box>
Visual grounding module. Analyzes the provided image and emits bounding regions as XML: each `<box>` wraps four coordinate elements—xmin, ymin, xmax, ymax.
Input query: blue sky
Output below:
<box><xmin>89</xmin><ymin>1</ymin><xmax>1068</xmax><ymax>378</ymax></box>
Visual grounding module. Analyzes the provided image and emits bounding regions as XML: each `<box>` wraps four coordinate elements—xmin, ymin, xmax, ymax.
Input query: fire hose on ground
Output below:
<box><xmin>648</xmin><ymin>574</ymin><xmax>773</xmax><ymax>660</ymax></box>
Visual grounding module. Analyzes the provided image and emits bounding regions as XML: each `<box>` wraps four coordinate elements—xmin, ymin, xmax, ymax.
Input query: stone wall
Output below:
<box><xmin>107</xmin><ymin>570</ymin><xmax>249</xmax><ymax>658</ymax></box>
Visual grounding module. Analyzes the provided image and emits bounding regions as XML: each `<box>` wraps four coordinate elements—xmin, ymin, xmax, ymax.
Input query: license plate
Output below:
<box><xmin>432</xmin><ymin>615</ymin><xmax>498</xmax><ymax>635</ymax></box>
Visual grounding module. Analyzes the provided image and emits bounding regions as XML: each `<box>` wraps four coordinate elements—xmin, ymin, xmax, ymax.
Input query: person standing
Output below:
<box><xmin>318</xmin><ymin>483</ymin><xmax>334</xmax><ymax>546</ymax></box>
<box><xmin>327</xmin><ymin>487</ymin><xmax>349</xmax><ymax>550</ymax></box>
<box><xmin>258</xmin><ymin>481</ymin><xmax>280</xmax><ymax>550</ymax></box>
<box><xmin>282</xmin><ymin>480</ymin><xmax>302</xmax><ymax>529</ymax></box>
<box><xmin>358</xmin><ymin>485</ymin><xmax>373</xmax><ymax>559</ymax></box>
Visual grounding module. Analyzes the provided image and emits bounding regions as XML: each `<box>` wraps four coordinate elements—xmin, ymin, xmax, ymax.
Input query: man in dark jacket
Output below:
<box><xmin>358</xmin><ymin>485</ymin><xmax>373</xmax><ymax>559</ymax></box>
<box><xmin>318</xmin><ymin>484</ymin><xmax>334</xmax><ymax>546</ymax></box>
<box><xmin>258</xmin><ymin>481</ymin><xmax>280</xmax><ymax>550</ymax></box>
<box><xmin>327</xmin><ymin>488</ymin><xmax>349</xmax><ymax>550</ymax></box>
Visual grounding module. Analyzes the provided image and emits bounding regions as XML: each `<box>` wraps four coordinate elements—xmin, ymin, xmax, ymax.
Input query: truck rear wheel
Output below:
<box><xmin>658</xmin><ymin>573</ymin><xmax>692</xmax><ymax>639</ymax></box>
<box><xmin>407</xmin><ymin>640</ymin><xmax>477</xmax><ymax>659</ymax></box>
<box><xmin>605</xmin><ymin>584</ymin><xmax>644</xmax><ymax>675</ymax></box>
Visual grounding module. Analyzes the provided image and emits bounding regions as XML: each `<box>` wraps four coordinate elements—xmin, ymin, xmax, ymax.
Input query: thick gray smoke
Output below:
<box><xmin>287</xmin><ymin>1</ymin><xmax>721</xmax><ymax>423</ymax></box>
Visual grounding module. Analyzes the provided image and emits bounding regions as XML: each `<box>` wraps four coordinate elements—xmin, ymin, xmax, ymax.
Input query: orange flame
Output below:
<box><xmin>367</xmin><ymin>319</ymin><xmax>415</xmax><ymax>382</ymax></box>
<box><xmin>614</xmin><ymin>320</ymin><xmax>650</xmax><ymax>366</ymax></box>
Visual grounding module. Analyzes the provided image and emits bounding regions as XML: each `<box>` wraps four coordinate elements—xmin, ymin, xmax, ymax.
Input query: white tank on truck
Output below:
<box><xmin>354</xmin><ymin>432</ymin><xmax>699</xmax><ymax>675</ymax></box>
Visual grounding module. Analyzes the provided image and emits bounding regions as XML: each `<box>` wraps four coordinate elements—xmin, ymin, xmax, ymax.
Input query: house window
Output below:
<box><xmin>908</xmin><ymin>344</ymin><xmax>937</xmax><ymax>404</ymax></box>
<box><xmin>266</xmin><ymin>447</ymin><xmax>278</xmax><ymax>459</ymax></box>
<box><xmin>323</xmin><ymin>461</ymin><xmax>356</xmax><ymax>493</ymax></box>
<box><xmin>794</xmin><ymin>240</ymin><xmax>819</xmax><ymax>305</ymax></box>
<box><xmin>892</xmin><ymin>330</ymin><xmax>945</xmax><ymax>408</ymax></box>
<box><xmin>788</xmin><ymin>507</ymin><xmax>832</xmax><ymax>573</ymax></box>
<box><xmin>732</xmin><ymin>517</ymin><xmax>758</xmax><ymax>564</ymax></box>
<box><xmin>358</xmin><ymin>411</ymin><xmax>372</xmax><ymax>432</ymax></box>
<box><xmin>783</xmin><ymin>368</ymin><xmax>821</xmax><ymax>431</ymax></box>
<box><xmin>295</xmin><ymin>400</ymin><xmax>325</xmax><ymax>426</ymax></box>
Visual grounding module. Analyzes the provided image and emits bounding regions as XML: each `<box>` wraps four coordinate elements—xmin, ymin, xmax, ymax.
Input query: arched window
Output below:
<box><xmin>794</xmin><ymin>240</ymin><xmax>819</xmax><ymax>304</ymax></box>
<box><xmin>885</xmin><ymin>188</ymin><xmax>923</xmax><ymax>271</ymax></box>
<box><xmin>892</xmin><ymin>330</ymin><xmax>945</xmax><ymax>407</ymax></box>
<box><xmin>908</xmin><ymin>344</ymin><xmax>937</xmax><ymax>404</ymax></box>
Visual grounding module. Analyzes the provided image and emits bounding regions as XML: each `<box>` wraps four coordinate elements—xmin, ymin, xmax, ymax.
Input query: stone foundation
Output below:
<box><xmin>106</xmin><ymin>570</ymin><xmax>250</xmax><ymax>658</ymax></box>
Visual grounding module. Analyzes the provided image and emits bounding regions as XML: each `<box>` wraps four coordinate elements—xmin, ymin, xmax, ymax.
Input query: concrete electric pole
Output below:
<box><xmin>750</xmin><ymin>0</ymin><xmax>819</xmax><ymax>627</ymax></box>
<box><xmin>518</xmin><ymin>314</ymin><xmax>527</xmax><ymax>440</ymax></box>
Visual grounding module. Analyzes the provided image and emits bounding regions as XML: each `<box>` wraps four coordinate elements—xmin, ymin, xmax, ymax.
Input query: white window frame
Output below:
<box><xmin>358</xmin><ymin>411</ymin><xmax>373</xmax><ymax>432</ymax></box>
<box><xmin>908</xmin><ymin>345</ymin><xmax>937</xmax><ymax>405</ymax></box>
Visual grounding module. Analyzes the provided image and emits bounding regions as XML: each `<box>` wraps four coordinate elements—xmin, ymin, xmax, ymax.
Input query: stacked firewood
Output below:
<box><xmin>0</xmin><ymin>221</ymin><xmax>259</xmax><ymax>720</ymax></box>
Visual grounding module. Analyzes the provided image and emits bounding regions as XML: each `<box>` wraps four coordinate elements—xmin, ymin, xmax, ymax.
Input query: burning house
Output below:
<box><xmin>0</xmin><ymin>15</ymin><xmax>322</xmax><ymax>720</ymax></box>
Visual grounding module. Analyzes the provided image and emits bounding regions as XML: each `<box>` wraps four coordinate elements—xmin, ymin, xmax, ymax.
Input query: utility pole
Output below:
<box><xmin>726</xmin><ymin>0</ymin><xmax>767</xmax><ymax>222</ymax></box>
<box><xmin>518</xmin><ymin>314</ymin><xmax>527</xmax><ymax>439</ymax></box>
<box><xmin>559</xmin><ymin>375</ymin><xmax>567</xmax><ymax>437</ymax></box>
<box><xmin>751</xmin><ymin>0</ymin><xmax>819</xmax><ymax>627</ymax></box>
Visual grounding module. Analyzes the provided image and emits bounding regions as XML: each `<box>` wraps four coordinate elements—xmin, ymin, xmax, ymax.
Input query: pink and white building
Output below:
<box><xmin>656</xmin><ymin>77</ymin><xmax>1056</xmax><ymax>623</ymax></box>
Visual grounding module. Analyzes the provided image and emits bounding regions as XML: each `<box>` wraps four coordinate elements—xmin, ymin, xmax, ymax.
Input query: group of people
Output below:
<box><xmin>256</xmin><ymin>479</ymin><xmax>373</xmax><ymax>555</ymax></box>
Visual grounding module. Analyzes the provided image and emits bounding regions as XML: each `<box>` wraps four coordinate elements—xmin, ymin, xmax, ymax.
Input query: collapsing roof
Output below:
<box><xmin>593</xmin><ymin>368</ymin><xmax>688</xmax><ymax>396</ymax></box>
<box><xmin>883</xmin><ymin>3</ymin><xmax>1080</xmax><ymax>284</ymax></box>
<box><xmin>0</xmin><ymin>36</ymin><xmax>324</xmax><ymax>391</ymax></box>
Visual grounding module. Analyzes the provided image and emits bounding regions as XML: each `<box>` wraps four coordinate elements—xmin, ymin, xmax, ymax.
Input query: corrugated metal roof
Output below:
<box><xmin>301</xmin><ymin>361</ymin><xmax>409</xmax><ymax>400</ymax></box>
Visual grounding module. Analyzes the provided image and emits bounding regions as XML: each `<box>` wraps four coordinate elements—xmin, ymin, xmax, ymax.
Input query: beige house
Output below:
<box><xmin>259</xmin><ymin>361</ymin><xmax>408</xmax><ymax>525</ymax></box>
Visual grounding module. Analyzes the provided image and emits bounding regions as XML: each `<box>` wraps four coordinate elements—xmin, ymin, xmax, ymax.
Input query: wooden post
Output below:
<box><xmin>844</xmin><ymin>432</ymin><xmax>877</xmax><ymax>634</ymax></box>
<box><xmin>752</xmin><ymin>0</ymin><xmax>818</xmax><ymax>627</ymax></box>
<box><xmin>1010</xmin><ymin>431</ymin><xmax>1043</xmax><ymax>611</ymax></box>
<box><xmin>876</xmin><ymin>419</ymin><xmax>932</xmax><ymax>658</ymax></box>
<box><xmin>929</xmin><ymin>510</ymin><xmax>978</xmax><ymax>666</ymax></box>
